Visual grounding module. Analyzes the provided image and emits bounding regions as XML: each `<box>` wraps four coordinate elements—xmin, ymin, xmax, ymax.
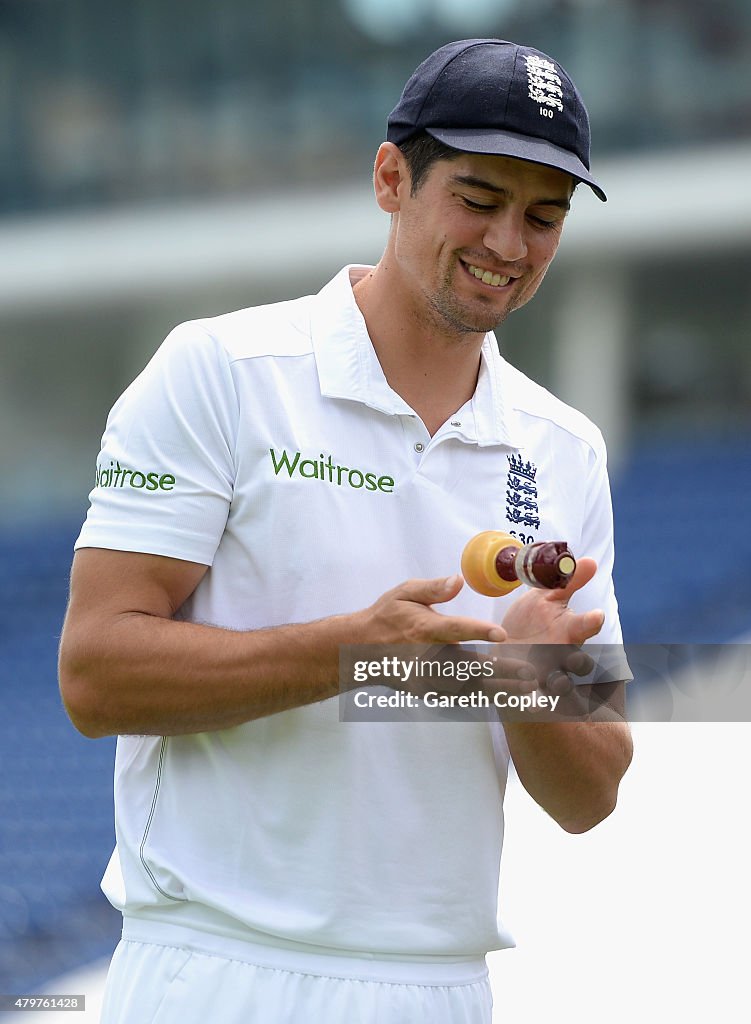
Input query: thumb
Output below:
<box><xmin>548</xmin><ymin>556</ymin><xmax>598</xmax><ymax>603</ymax></box>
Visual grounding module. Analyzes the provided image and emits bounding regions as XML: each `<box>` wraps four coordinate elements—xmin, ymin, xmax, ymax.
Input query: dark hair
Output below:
<box><xmin>397</xmin><ymin>132</ymin><xmax>462</xmax><ymax>195</ymax></box>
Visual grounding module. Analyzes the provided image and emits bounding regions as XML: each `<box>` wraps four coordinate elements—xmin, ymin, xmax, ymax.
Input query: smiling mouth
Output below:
<box><xmin>463</xmin><ymin>262</ymin><xmax>514</xmax><ymax>289</ymax></box>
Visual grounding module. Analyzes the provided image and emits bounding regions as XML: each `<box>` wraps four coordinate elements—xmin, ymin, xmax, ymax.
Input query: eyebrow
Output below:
<box><xmin>448</xmin><ymin>173</ymin><xmax>572</xmax><ymax>211</ymax></box>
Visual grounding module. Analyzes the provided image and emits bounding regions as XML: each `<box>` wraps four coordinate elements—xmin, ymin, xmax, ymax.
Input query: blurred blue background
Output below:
<box><xmin>1</xmin><ymin>0</ymin><xmax>750</xmax><ymax>1002</ymax></box>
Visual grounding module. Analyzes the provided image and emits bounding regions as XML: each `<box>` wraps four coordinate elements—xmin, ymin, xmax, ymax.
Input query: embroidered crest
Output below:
<box><xmin>506</xmin><ymin>453</ymin><xmax>540</xmax><ymax>532</ymax></box>
<box><xmin>524</xmin><ymin>54</ymin><xmax>564</xmax><ymax>115</ymax></box>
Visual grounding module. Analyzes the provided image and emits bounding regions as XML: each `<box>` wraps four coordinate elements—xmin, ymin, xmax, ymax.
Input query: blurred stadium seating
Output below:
<box><xmin>0</xmin><ymin>523</ymin><xmax>119</xmax><ymax>994</ymax></box>
<box><xmin>612</xmin><ymin>436</ymin><xmax>751</xmax><ymax>642</ymax></box>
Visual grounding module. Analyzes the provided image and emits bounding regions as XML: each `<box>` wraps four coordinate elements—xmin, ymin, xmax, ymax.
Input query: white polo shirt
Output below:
<box><xmin>76</xmin><ymin>265</ymin><xmax>623</xmax><ymax>961</ymax></box>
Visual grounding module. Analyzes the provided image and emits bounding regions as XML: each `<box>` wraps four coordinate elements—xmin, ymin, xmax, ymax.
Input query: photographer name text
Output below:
<box><xmin>352</xmin><ymin>689</ymin><xmax>560</xmax><ymax>712</ymax></box>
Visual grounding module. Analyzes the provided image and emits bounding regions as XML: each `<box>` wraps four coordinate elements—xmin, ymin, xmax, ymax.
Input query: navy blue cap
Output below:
<box><xmin>387</xmin><ymin>39</ymin><xmax>606</xmax><ymax>202</ymax></box>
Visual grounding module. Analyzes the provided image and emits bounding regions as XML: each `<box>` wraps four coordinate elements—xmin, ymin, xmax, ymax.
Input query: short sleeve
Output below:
<box><xmin>570</xmin><ymin>432</ymin><xmax>632</xmax><ymax>683</ymax></box>
<box><xmin>75</xmin><ymin>322</ymin><xmax>238</xmax><ymax>565</ymax></box>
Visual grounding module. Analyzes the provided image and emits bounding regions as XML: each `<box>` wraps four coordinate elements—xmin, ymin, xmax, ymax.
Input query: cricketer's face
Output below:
<box><xmin>389</xmin><ymin>151</ymin><xmax>573</xmax><ymax>336</ymax></box>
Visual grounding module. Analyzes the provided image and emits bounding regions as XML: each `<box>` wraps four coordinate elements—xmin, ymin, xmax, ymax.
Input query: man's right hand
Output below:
<box><xmin>358</xmin><ymin>574</ymin><xmax>506</xmax><ymax>645</ymax></box>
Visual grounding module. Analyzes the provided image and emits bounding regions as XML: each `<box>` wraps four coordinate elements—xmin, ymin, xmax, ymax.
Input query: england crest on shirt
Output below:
<box><xmin>506</xmin><ymin>453</ymin><xmax>540</xmax><ymax>534</ymax></box>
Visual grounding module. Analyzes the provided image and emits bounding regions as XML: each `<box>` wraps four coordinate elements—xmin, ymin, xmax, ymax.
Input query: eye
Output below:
<box><xmin>528</xmin><ymin>213</ymin><xmax>561</xmax><ymax>229</ymax></box>
<box><xmin>460</xmin><ymin>196</ymin><xmax>495</xmax><ymax>212</ymax></box>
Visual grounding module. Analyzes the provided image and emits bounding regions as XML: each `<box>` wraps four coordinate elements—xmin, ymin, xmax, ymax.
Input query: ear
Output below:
<box><xmin>372</xmin><ymin>142</ymin><xmax>410</xmax><ymax>214</ymax></box>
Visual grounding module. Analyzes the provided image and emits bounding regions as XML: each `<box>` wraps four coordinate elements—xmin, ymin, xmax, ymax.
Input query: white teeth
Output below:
<box><xmin>467</xmin><ymin>265</ymin><xmax>511</xmax><ymax>288</ymax></box>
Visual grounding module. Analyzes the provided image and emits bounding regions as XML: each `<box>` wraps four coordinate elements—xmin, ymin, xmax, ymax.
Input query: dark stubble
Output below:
<box><xmin>423</xmin><ymin>261</ymin><xmax>519</xmax><ymax>338</ymax></box>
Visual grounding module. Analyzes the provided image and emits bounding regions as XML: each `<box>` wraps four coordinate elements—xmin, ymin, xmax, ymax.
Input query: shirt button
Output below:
<box><xmin>414</xmin><ymin>442</ymin><xmax>425</xmax><ymax>453</ymax></box>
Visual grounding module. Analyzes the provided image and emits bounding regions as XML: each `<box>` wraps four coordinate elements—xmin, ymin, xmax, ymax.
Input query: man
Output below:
<box><xmin>59</xmin><ymin>38</ymin><xmax>632</xmax><ymax>1024</ymax></box>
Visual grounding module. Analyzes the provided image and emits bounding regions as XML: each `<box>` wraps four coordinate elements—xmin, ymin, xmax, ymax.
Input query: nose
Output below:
<box><xmin>483</xmin><ymin>211</ymin><xmax>528</xmax><ymax>263</ymax></box>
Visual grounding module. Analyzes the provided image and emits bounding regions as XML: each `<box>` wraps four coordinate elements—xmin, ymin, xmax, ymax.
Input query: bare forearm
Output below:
<box><xmin>59</xmin><ymin>610</ymin><xmax>364</xmax><ymax>737</ymax></box>
<box><xmin>504</xmin><ymin>716</ymin><xmax>633</xmax><ymax>833</ymax></box>
<box><xmin>497</xmin><ymin>559</ymin><xmax>634</xmax><ymax>832</ymax></box>
<box><xmin>59</xmin><ymin>555</ymin><xmax>506</xmax><ymax>738</ymax></box>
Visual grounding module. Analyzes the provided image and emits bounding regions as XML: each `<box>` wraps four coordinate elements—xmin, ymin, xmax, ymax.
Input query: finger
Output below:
<box><xmin>482</xmin><ymin>678</ymin><xmax>538</xmax><ymax>700</ymax></box>
<box><xmin>394</xmin><ymin>574</ymin><xmax>465</xmax><ymax>606</ymax></box>
<box><xmin>566</xmin><ymin>609</ymin><xmax>605</xmax><ymax>646</ymax></box>
<box><xmin>543</xmin><ymin>670</ymin><xmax>574</xmax><ymax>696</ymax></box>
<box><xmin>476</xmin><ymin>655</ymin><xmax>539</xmax><ymax>699</ymax></box>
<box><xmin>564</xmin><ymin>649</ymin><xmax>596</xmax><ymax>677</ymax></box>
<box><xmin>426</xmin><ymin>614</ymin><xmax>506</xmax><ymax>644</ymax></box>
<box><xmin>546</xmin><ymin>557</ymin><xmax>598</xmax><ymax>603</ymax></box>
<box><xmin>485</xmin><ymin>655</ymin><xmax>538</xmax><ymax>684</ymax></box>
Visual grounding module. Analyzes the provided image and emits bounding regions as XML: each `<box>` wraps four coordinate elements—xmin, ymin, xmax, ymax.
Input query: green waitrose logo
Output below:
<box><xmin>95</xmin><ymin>460</ymin><xmax>176</xmax><ymax>491</ymax></box>
<box><xmin>269</xmin><ymin>448</ymin><xmax>394</xmax><ymax>493</ymax></box>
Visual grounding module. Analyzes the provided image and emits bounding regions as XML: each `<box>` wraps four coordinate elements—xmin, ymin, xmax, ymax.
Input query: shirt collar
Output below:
<box><xmin>311</xmin><ymin>265</ymin><xmax>521</xmax><ymax>447</ymax></box>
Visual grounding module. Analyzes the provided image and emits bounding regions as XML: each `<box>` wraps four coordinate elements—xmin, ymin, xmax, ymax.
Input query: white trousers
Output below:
<box><xmin>100</xmin><ymin>921</ymin><xmax>493</xmax><ymax>1024</ymax></box>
